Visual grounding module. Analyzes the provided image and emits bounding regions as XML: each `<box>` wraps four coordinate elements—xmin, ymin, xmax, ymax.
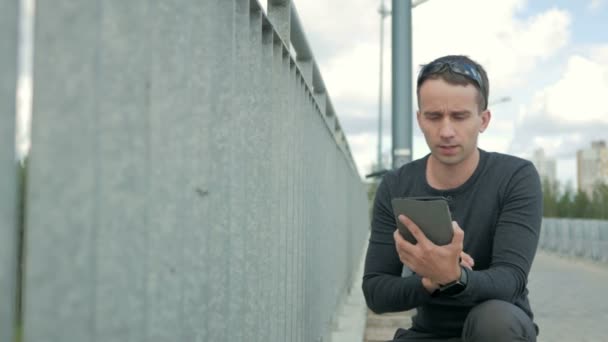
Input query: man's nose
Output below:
<box><xmin>439</xmin><ymin>121</ymin><xmax>456</xmax><ymax>139</ymax></box>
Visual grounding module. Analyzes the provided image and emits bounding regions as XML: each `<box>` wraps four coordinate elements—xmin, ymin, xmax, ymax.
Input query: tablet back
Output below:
<box><xmin>390</xmin><ymin>197</ymin><xmax>454</xmax><ymax>246</ymax></box>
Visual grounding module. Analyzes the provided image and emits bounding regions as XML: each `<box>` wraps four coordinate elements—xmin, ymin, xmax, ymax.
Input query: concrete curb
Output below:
<box><xmin>329</xmin><ymin>242</ymin><xmax>368</xmax><ymax>342</ymax></box>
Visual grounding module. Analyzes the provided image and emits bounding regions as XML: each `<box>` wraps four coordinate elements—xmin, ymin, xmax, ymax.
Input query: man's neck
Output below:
<box><xmin>426</xmin><ymin>149</ymin><xmax>480</xmax><ymax>190</ymax></box>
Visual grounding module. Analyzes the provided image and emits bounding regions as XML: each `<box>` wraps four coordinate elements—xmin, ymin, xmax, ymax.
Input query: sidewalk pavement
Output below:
<box><xmin>528</xmin><ymin>251</ymin><xmax>608</xmax><ymax>342</ymax></box>
<box><xmin>363</xmin><ymin>251</ymin><xmax>608</xmax><ymax>342</ymax></box>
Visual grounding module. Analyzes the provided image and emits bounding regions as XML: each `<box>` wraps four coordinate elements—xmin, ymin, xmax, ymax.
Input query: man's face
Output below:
<box><xmin>417</xmin><ymin>78</ymin><xmax>491</xmax><ymax>166</ymax></box>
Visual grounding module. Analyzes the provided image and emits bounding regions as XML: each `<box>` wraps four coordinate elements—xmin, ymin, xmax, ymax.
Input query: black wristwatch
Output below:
<box><xmin>438</xmin><ymin>266</ymin><xmax>468</xmax><ymax>296</ymax></box>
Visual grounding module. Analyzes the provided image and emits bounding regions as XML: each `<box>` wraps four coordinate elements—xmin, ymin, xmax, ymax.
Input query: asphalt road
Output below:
<box><xmin>528</xmin><ymin>251</ymin><xmax>608</xmax><ymax>342</ymax></box>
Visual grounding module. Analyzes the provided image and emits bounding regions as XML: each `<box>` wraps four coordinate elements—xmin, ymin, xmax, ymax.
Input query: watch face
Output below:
<box><xmin>439</xmin><ymin>267</ymin><xmax>468</xmax><ymax>296</ymax></box>
<box><xmin>440</xmin><ymin>282</ymin><xmax>465</xmax><ymax>296</ymax></box>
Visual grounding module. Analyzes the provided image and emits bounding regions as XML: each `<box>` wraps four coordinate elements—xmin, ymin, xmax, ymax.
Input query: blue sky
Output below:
<box><xmin>523</xmin><ymin>0</ymin><xmax>606</xmax><ymax>45</ymax></box>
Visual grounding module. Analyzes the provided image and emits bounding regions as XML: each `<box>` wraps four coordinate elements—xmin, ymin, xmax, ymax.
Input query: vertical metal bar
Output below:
<box><xmin>205</xmin><ymin>0</ymin><xmax>235</xmax><ymax>340</ymax></box>
<box><xmin>392</xmin><ymin>0</ymin><xmax>413</xmax><ymax>168</ymax></box>
<box><xmin>144</xmin><ymin>2</ymin><xmax>192</xmax><ymax>339</ymax></box>
<box><xmin>0</xmin><ymin>1</ymin><xmax>18</xmax><ymax>341</ymax></box>
<box><xmin>182</xmin><ymin>0</ymin><xmax>212</xmax><ymax>340</ymax></box>
<box><xmin>312</xmin><ymin>65</ymin><xmax>327</xmax><ymax>118</ymax></box>
<box><xmin>269</xmin><ymin>32</ymin><xmax>282</xmax><ymax>342</ymax></box>
<box><xmin>296</xmin><ymin>72</ymin><xmax>306</xmax><ymax>342</ymax></box>
<box><xmin>271</xmin><ymin>33</ymin><xmax>289</xmax><ymax>341</ymax></box>
<box><xmin>229</xmin><ymin>0</ymin><xmax>250</xmax><ymax>339</ymax></box>
<box><xmin>246</xmin><ymin>2</ymin><xmax>263</xmax><ymax>340</ymax></box>
<box><xmin>293</xmin><ymin>67</ymin><xmax>301</xmax><ymax>342</ymax></box>
<box><xmin>24</xmin><ymin>1</ymin><xmax>98</xmax><ymax>340</ymax></box>
<box><xmin>259</xmin><ymin>16</ymin><xmax>275</xmax><ymax>341</ymax></box>
<box><xmin>249</xmin><ymin>5</ymin><xmax>272</xmax><ymax>339</ymax></box>
<box><xmin>285</xmin><ymin>56</ymin><xmax>295</xmax><ymax>342</ymax></box>
<box><xmin>92</xmin><ymin>2</ymin><xmax>149</xmax><ymax>341</ymax></box>
<box><xmin>268</xmin><ymin>0</ymin><xmax>291</xmax><ymax>47</ymax></box>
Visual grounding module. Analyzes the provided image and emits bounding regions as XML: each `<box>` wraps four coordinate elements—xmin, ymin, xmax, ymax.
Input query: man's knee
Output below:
<box><xmin>462</xmin><ymin>300</ymin><xmax>536</xmax><ymax>342</ymax></box>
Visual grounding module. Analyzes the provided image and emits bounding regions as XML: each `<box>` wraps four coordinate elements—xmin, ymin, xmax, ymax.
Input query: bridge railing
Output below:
<box><xmin>1</xmin><ymin>1</ymin><xmax>19</xmax><ymax>341</ymax></box>
<box><xmin>1</xmin><ymin>1</ymin><xmax>370</xmax><ymax>341</ymax></box>
<box><xmin>540</xmin><ymin>218</ymin><xmax>608</xmax><ymax>262</ymax></box>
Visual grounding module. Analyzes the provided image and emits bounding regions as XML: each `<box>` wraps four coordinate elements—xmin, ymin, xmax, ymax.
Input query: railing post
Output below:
<box><xmin>268</xmin><ymin>0</ymin><xmax>291</xmax><ymax>46</ymax></box>
<box><xmin>0</xmin><ymin>1</ymin><xmax>19</xmax><ymax>341</ymax></box>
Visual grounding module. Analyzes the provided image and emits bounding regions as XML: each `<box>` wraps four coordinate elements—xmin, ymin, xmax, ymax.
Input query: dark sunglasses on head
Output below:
<box><xmin>417</xmin><ymin>60</ymin><xmax>487</xmax><ymax>108</ymax></box>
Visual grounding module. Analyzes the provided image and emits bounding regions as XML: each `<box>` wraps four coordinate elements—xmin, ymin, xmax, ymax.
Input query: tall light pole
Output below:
<box><xmin>376</xmin><ymin>0</ymin><xmax>390</xmax><ymax>172</ymax></box>
<box><xmin>391</xmin><ymin>0</ymin><xmax>433</xmax><ymax>170</ymax></box>
<box><xmin>368</xmin><ymin>0</ymin><xmax>431</xmax><ymax>178</ymax></box>
<box><xmin>391</xmin><ymin>0</ymin><xmax>413</xmax><ymax>169</ymax></box>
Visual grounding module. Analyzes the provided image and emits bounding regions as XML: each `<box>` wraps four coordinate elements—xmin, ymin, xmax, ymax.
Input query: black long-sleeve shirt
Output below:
<box><xmin>362</xmin><ymin>149</ymin><xmax>543</xmax><ymax>337</ymax></box>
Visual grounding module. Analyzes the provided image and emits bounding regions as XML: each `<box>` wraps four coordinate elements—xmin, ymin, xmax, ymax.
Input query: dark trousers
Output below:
<box><xmin>392</xmin><ymin>300</ymin><xmax>538</xmax><ymax>342</ymax></box>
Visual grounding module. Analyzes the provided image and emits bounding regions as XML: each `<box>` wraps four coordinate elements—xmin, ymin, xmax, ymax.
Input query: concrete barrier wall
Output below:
<box><xmin>540</xmin><ymin>218</ymin><xmax>608</xmax><ymax>262</ymax></box>
<box><xmin>0</xmin><ymin>0</ymin><xmax>19</xmax><ymax>341</ymax></box>
<box><xmin>22</xmin><ymin>1</ymin><xmax>369</xmax><ymax>341</ymax></box>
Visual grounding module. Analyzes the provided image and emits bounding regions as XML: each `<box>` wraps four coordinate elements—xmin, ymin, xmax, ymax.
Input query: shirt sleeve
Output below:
<box><xmin>452</xmin><ymin>162</ymin><xmax>543</xmax><ymax>304</ymax></box>
<box><xmin>361</xmin><ymin>174</ymin><xmax>434</xmax><ymax>313</ymax></box>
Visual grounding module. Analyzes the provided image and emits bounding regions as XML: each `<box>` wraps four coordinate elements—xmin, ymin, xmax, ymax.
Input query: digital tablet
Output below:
<box><xmin>390</xmin><ymin>197</ymin><xmax>454</xmax><ymax>246</ymax></box>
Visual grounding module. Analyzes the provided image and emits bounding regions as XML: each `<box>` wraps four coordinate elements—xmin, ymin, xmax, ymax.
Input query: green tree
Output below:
<box><xmin>557</xmin><ymin>182</ymin><xmax>574</xmax><ymax>218</ymax></box>
<box><xmin>591</xmin><ymin>184</ymin><xmax>608</xmax><ymax>219</ymax></box>
<box><xmin>366</xmin><ymin>180</ymin><xmax>379</xmax><ymax>224</ymax></box>
<box><xmin>572</xmin><ymin>190</ymin><xmax>591</xmax><ymax>218</ymax></box>
<box><xmin>541</xmin><ymin>177</ymin><xmax>559</xmax><ymax>217</ymax></box>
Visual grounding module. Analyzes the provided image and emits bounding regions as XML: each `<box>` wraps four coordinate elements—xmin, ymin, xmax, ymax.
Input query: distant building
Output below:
<box><xmin>530</xmin><ymin>148</ymin><xmax>557</xmax><ymax>186</ymax></box>
<box><xmin>577</xmin><ymin>140</ymin><xmax>608</xmax><ymax>198</ymax></box>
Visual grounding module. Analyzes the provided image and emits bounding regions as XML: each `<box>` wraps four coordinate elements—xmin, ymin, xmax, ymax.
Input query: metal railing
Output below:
<box><xmin>9</xmin><ymin>1</ymin><xmax>369</xmax><ymax>341</ymax></box>
<box><xmin>0</xmin><ymin>1</ymin><xmax>19</xmax><ymax>341</ymax></box>
<box><xmin>540</xmin><ymin>218</ymin><xmax>608</xmax><ymax>262</ymax></box>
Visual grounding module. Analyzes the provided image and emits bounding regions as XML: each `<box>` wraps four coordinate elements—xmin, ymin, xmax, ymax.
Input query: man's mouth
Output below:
<box><xmin>438</xmin><ymin>145</ymin><xmax>458</xmax><ymax>154</ymax></box>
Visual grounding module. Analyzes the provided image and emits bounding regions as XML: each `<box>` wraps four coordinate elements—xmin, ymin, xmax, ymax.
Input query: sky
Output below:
<box><xmin>269</xmin><ymin>0</ymin><xmax>608</xmax><ymax>187</ymax></box>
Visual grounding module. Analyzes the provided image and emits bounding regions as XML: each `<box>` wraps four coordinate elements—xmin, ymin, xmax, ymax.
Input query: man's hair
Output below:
<box><xmin>416</xmin><ymin>55</ymin><xmax>489</xmax><ymax>111</ymax></box>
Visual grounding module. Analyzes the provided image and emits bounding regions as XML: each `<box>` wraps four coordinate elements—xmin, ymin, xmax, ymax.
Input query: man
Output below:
<box><xmin>362</xmin><ymin>55</ymin><xmax>542</xmax><ymax>342</ymax></box>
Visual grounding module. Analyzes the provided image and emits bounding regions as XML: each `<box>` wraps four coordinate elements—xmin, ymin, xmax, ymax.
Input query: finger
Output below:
<box><xmin>399</xmin><ymin>215</ymin><xmax>431</xmax><ymax>245</ymax></box>
<box><xmin>393</xmin><ymin>230</ymin><xmax>413</xmax><ymax>264</ymax></box>
<box><xmin>460</xmin><ymin>251</ymin><xmax>475</xmax><ymax>267</ymax></box>
<box><xmin>393</xmin><ymin>229</ymin><xmax>415</xmax><ymax>254</ymax></box>
<box><xmin>451</xmin><ymin>221</ymin><xmax>464</xmax><ymax>248</ymax></box>
<box><xmin>461</xmin><ymin>255</ymin><xmax>474</xmax><ymax>268</ymax></box>
<box><xmin>460</xmin><ymin>259</ymin><xmax>473</xmax><ymax>270</ymax></box>
<box><xmin>393</xmin><ymin>229</ymin><xmax>403</xmax><ymax>246</ymax></box>
<box><xmin>459</xmin><ymin>252</ymin><xmax>474</xmax><ymax>269</ymax></box>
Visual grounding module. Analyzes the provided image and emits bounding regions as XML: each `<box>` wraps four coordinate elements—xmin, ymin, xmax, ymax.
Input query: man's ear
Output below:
<box><xmin>479</xmin><ymin>110</ymin><xmax>491</xmax><ymax>133</ymax></box>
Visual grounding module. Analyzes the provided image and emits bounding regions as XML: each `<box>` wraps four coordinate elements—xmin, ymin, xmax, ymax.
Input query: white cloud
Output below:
<box><xmin>322</xmin><ymin>42</ymin><xmax>381</xmax><ymax>103</ymax></box>
<box><xmin>293</xmin><ymin>0</ymin><xmax>378</xmax><ymax>54</ymax></box>
<box><xmin>542</xmin><ymin>55</ymin><xmax>608</xmax><ymax>123</ymax></box>
<box><xmin>412</xmin><ymin>0</ymin><xmax>571</xmax><ymax>93</ymax></box>
<box><xmin>509</xmin><ymin>48</ymin><xmax>608</xmax><ymax>163</ymax></box>
<box><xmin>269</xmin><ymin>0</ymin><xmax>575</xmax><ymax>177</ymax></box>
<box><xmin>588</xmin><ymin>0</ymin><xmax>605</xmax><ymax>11</ymax></box>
